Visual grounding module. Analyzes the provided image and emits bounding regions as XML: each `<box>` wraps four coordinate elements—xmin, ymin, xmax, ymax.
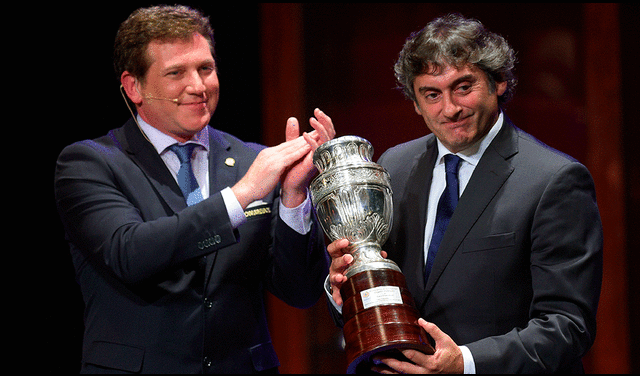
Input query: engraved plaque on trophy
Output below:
<box><xmin>310</xmin><ymin>136</ymin><xmax>434</xmax><ymax>373</ymax></box>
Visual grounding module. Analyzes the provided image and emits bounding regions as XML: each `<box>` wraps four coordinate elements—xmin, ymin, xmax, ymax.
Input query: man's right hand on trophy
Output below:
<box><xmin>327</xmin><ymin>238</ymin><xmax>388</xmax><ymax>306</ymax></box>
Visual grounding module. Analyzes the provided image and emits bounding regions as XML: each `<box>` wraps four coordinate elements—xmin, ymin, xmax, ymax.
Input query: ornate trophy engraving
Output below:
<box><xmin>310</xmin><ymin>136</ymin><xmax>434</xmax><ymax>373</ymax></box>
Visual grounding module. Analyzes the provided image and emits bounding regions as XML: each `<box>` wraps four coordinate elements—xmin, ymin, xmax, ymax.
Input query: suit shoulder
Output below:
<box><xmin>57</xmin><ymin>127</ymin><xmax>124</xmax><ymax>160</ymax></box>
<box><xmin>378</xmin><ymin>135</ymin><xmax>432</xmax><ymax>168</ymax></box>
<box><xmin>55</xmin><ymin>126</ymin><xmax>131</xmax><ymax>185</ymax></box>
<box><xmin>209</xmin><ymin>127</ymin><xmax>266</xmax><ymax>155</ymax></box>
<box><xmin>513</xmin><ymin>127</ymin><xmax>581</xmax><ymax>170</ymax></box>
<box><xmin>507</xmin><ymin>127</ymin><xmax>597</xmax><ymax>197</ymax></box>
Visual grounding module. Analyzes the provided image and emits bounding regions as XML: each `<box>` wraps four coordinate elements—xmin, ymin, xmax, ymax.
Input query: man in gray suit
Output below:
<box><xmin>55</xmin><ymin>5</ymin><xmax>334</xmax><ymax>373</ymax></box>
<box><xmin>326</xmin><ymin>14</ymin><xmax>602</xmax><ymax>373</ymax></box>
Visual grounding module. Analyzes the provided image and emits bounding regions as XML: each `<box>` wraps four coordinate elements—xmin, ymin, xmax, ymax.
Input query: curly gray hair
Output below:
<box><xmin>394</xmin><ymin>14</ymin><xmax>517</xmax><ymax>105</ymax></box>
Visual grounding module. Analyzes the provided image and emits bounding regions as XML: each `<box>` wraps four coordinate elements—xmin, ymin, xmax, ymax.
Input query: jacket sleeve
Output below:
<box><xmin>266</xmin><ymin>204</ymin><xmax>329</xmax><ymax>309</ymax></box>
<box><xmin>466</xmin><ymin>162</ymin><xmax>603</xmax><ymax>373</ymax></box>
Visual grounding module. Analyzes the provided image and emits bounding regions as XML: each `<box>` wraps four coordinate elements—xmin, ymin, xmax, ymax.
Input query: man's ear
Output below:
<box><xmin>496</xmin><ymin>80</ymin><xmax>508</xmax><ymax>97</ymax></box>
<box><xmin>121</xmin><ymin>72</ymin><xmax>143</xmax><ymax>105</ymax></box>
<box><xmin>413</xmin><ymin>101</ymin><xmax>423</xmax><ymax>116</ymax></box>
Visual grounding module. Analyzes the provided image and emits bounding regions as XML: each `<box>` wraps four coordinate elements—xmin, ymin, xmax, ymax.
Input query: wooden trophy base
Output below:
<box><xmin>340</xmin><ymin>268</ymin><xmax>434</xmax><ymax>373</ymax></box>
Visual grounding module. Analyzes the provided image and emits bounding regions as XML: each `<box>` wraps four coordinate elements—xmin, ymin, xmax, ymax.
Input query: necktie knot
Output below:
<box><xmin>444</xmin><ymin>154</ymin><xmax>462</xmax><ymax>176</ymax></box>
<box><xmin>169</xmin><ymin>143</ymin><xmax>197</xmax><ymax>164</ymax></box>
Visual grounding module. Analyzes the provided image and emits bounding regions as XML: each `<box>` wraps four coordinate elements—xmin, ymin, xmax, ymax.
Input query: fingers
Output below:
<box><xmin>233</xmin><ymin>137</ymin><xmax>310</xmax><ymax>207</ymax></box>
<box><xmin>266</xmin><ymin>141</ymin><xmax>311</xmax><ymax>173</ymax></box>
<box><xmin>414</xmin><ymin>319</ymin><xmax>465</xmax><ymax>373</ymax></box>
<box><xmin>285</xmin><ymin>108</ymin><xmax>334</xmax><ymax>152</ymax></box>
<box><xmin>371</xmin><ymin>347</ymin><xmax>433</xmax><ymax>374</ymax></box>
<box><xmin>331</xmin><ymin>275</ymin><xmax>347</xmax><ymax>306</ymax></box>
<box><xmin>309</xmin><ymin>108</ymin><xmax>336</xmax><ymax>144</ymax></box>
<box><xmin>372</xmin><ymin>349</ymin><xmax>425</xmax><ymax>375</ymax></box>
<box><xmin>418</xmin><ymin>318</ymin><xmax>445</xmax><ymax>347</ymax></box>
<box><xmin>327</xmin><ymin>238</ymin><xmax>350</xmax><ymax>258</ymax></box>
<box><xmin>236</xmin><ymin>108</ymin><xmax>333</xmax><ymax>210</ymax></box>
<box><xmin>327</xmin><ymin>238</ymin><xmax>352</xmax><ymax>306</ymax></box>
<box><xmin>271</xmin><ymin>134</ymin><xmax>311</xmax><ymax>159</ymax></box>
<box><xmin>330</xmin><ymin>254</ymin><xmax>353</xmax><ymax>281</ymax></box>
<box><xmin>303</xmin><ymin>131</ymin><xmax>319</xmax><ymax>150</ymax></box>
<box><xmin>286</xmin><ymin>117</ymin><xmax>300</xmax><ymax>142</ymax></box>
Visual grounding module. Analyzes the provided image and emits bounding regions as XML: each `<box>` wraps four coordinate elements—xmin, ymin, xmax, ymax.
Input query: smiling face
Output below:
<box><xmin>122</xmin><ymin>32</ymin><xmax>219</xmax><ymax>143</ymax></box>
<box><xmin>412</xmin><ymin>64</ymin><xmax>507</xmax><ymax>153</ymax></box>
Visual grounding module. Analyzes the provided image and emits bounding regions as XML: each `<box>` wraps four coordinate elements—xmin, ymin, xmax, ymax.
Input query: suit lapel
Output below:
<box><xmin>117</xmin><ymin>119</ymin><xmax>187</xmax><ymax>214</ymax></box>
<box><xmin>203</xmin><ymin>127</ymin><xmax>242</xmax><ymax>287</ymax></box>
<box><xmin>207</xmin><ymin>127</ymin><xmax>239</xmax><ymax>193</ymax></box>
<box><xmin>399</xmin><ymin>136</ymin><xmax>437</xmax><ymax>305</ymax></box>
<box><xmin>421</xmin><ymin>120</ymin><xmax>518</xmax><ymax>304</ymax></box>
<box><xmin>117</xmin><ymin>121</ymin><xmax>245</xmax><ymax>292</ymax></box>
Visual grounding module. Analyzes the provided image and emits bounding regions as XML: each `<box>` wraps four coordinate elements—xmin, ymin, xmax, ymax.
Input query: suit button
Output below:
<box><xmin>198</xmin><ymin>235</ymin><xmax>221</xmax><ymax>250</ymax></box>
<box><xmin>204</xmin><ymin>298</ymin><xmax>213</xmax><ymax>309</ymax></box>
<box><xmin>203</xmin><ymin>356</ymin><xmax>212</xmax><ymax>367</ymax></box>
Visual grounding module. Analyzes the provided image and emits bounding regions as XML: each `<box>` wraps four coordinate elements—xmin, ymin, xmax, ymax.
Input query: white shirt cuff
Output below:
<box><xmin>221</xmin><ymin>187</ymin><xmax>247</xmax><ymax>229</ymax></box>
<box><xmin>278</xmin><ymin>190</ymin><xmax>312</xmax><ymax>235</ymax></box>
<box><xmin>459</xmin><ymin>345</ymin><xmax>476</xmax><ymax>374</ymax></box>
<box><xmin>324</xmin><ymin>275</ymin><xmax>343</xmax><ymax>314</ymax></box>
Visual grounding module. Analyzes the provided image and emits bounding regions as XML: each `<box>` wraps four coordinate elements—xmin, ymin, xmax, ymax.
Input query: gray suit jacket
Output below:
<box><xmin>371</xmin><ymin>117</ymin><xmax>602</xmax><ymax>373</ymax></box>
<box><xmin>55</xmin><ymin>118</ymin><xmax>328</xmax><ymax>373</ymax></box>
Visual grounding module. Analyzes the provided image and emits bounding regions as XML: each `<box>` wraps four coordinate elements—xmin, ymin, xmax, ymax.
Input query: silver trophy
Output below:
<box><xmin>310</xmin><ymin>136</ymin><xmax>433</xmax><ymax>373</ymax></box>
<box><xmin>310</xmin><ymin>136</ymin><xmax>399</xmax><ymax>277</ymax></box>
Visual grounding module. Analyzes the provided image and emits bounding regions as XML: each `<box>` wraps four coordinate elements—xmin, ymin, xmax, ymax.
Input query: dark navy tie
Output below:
<box><xmin>169</xmin><ymin>143</ymin><xmax>204</xmax><ymax>206</ymax></box>
<box><xmin>425</xmin><ymin>154</ymin><xmax>462</xmax><ymax>286</ymax></box>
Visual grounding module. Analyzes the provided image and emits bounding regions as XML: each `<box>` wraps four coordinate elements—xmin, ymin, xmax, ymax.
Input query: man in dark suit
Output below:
<box><xmin>55</xmin><ymin>5</ymin><xmax>334</xmax><ymax>373</ymax></box>
<box><xmin>326</xmin><ymin>14</ymin><xmax>602</xmax><ymax>373</ymax></box>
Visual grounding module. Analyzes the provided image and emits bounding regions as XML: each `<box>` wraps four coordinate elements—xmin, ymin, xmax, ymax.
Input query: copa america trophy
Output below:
<box><xmin>310</xmin><ymin>136</ymin><xmax>434</xmax><ymax>373</ymax></box>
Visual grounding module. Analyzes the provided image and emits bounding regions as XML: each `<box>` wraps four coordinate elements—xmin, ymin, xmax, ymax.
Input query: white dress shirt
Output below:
<box><xmin>423</xmin><ymin>112</ymin><xmax>504</xmax><ymax>268</ymax></box>
<box><xmin>136</xmin><ymin>115</ymin><xmax>312</xmax><ymax>234</ymax></box>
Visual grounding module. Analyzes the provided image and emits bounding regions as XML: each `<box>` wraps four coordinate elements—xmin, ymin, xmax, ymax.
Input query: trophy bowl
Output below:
<box><xmin>310</xmin><ymin>136</ymin><xmax>434</xmax><ymax>373</ymax></box>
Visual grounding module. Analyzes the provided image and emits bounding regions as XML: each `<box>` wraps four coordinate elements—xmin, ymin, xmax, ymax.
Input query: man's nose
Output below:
<box><xmin>186</xmin><ymin>70</ymin><xmax>207</xmax><ymax>94</ymax></box>
<box><xmin>442</xmin><ymin>92</ymin><xmax>462</xmax><ymax>118</ymax></box>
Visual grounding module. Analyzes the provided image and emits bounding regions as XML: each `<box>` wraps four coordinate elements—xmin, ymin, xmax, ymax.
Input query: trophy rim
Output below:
<box><xmin>312</xmin><ymin>135</ymin><xmax>372</xmax><ymax>160</ymax></box>
<box><xmin>317</xmin><ymin>135</ymin><xmax>370</xmax><ymax>150</ymax></box>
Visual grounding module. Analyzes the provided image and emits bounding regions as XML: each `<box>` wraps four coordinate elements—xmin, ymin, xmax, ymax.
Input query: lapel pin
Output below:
<box><xmin>225</xmin><ymin>157</ymin><xmax>236</xmax><ymax>167</ymax></box>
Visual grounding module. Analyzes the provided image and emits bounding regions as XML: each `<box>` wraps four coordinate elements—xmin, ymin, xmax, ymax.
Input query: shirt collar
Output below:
<box><xmin>435</xmin><ymin>111</ymin><xmax>504</xmax><ymax>167</ymax></box>
<box><xmin>137</xmin><ymin>114</ymin><xmax>210</xmax><ymax>155</ymax></box>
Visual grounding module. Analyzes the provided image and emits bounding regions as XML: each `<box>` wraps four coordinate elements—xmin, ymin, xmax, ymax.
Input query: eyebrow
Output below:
<box><xmin>162</xmin><ymin>59</ymin><xmax>216</xmax><ymax>73</ymax></box>
<box><xmin>417</xmin><ymin>74</ymin><xmax>477</xmax><ymax>95</ymax></box>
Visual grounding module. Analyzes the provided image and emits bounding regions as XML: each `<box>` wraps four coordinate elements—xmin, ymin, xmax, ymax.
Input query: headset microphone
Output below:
<box><xmin>132</xmin><ymin>81</ymin><xmax>179</xmax><ymax>103</ymax></box>
<box><xmin>144</xmin><ymin>95</ymin><xmax>180</xmax><ymax>103</ymax></box>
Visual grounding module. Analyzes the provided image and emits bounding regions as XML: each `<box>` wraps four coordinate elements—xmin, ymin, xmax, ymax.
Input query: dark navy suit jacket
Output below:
<box><xmin>55</xmin><ymin>118</ymin><xmax>328</xmax><ymax>373</ymax></box>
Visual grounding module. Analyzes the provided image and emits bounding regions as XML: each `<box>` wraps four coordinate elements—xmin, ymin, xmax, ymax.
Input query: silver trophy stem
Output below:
<box><xmin>344</xmin><ymin>242</ymin><xmax>401</xmax><ymax>278</ymax></box>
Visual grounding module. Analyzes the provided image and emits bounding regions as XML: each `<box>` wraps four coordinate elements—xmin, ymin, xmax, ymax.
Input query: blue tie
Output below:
<box><xmin>169</xmin><ymin>143</ymin><xmax>204</xmax><ymax>206</ymax></box>
<box><xmin>425</xmin><ymin>154</ymin><xmax>462</xmax><ymax>286</ymax></box>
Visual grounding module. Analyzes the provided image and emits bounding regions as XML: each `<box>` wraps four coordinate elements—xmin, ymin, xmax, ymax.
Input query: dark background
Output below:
<box><xmin>32</xmin><ymin>2</ymin><xmax>638</xmax><ymax>373</ymax></box>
